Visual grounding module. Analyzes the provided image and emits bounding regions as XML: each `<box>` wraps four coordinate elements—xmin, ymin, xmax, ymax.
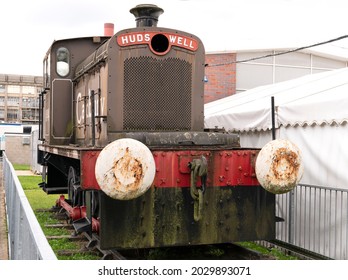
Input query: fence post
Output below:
<box><xmin>288</xmin><ymin>189</ymin><xmax>295</xmax><ymax>244</ymax></box>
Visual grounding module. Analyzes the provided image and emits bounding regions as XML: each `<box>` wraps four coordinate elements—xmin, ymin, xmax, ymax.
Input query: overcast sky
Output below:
<box><xmin>1</xmin><ymin>0</ymin><xmax>348</xmax><ymax>76</ymax></box>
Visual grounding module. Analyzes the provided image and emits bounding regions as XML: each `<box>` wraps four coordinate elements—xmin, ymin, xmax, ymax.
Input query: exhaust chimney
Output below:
<box><xmin>130</xmin><ymin>4</ymin><xmax>164</xmax><ymax>27</ymax></box>
<box><xmin>104</xmin><ymin>23</ymin><xmax>114</xmax><ymax>36</ymax></box>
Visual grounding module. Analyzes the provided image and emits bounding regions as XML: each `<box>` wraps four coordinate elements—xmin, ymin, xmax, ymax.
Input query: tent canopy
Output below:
<box><xmin>204</xmin><ymin>67</ymin><xmax>348</xmax><ymax>188</ymax></box>
<box><xmin>204</xmin><ymin>67</ymin><xmax>348</xmax><ymax>131</ymax></box>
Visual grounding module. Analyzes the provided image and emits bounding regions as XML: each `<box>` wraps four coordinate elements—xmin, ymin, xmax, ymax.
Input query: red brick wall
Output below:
<box><xmin>204</xmin><ymin>53</ymin><xmax>236</xmax><ymax>103</ymax></box>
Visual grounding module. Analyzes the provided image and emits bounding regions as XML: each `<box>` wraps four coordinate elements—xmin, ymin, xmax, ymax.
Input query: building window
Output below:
<box><xmin>7</xmin><ymin>97</ymin><xmax>20</xmax><ymax>106</ymax></box>
<box><xmin>22</xmin><ymin>86</ymin><xmax>36</xmax><ymax>95</ymax></box>
<box><xmin>7</xmin><ymin>109</ymin><xmax>18</xmax><ymax>121</ymax></box>
<box><xmin>7</xmin><ymin>85</ymin><xmax>20</xmax><ymax>94</ymax></box>
<box><xmin>22</xmin><ymin>97</ymin><xmax>38</xmax><ymax>108</ymax></box>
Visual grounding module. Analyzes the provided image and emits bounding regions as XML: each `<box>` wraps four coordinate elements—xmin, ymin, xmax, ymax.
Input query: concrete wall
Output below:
<box><xmin>4</xmin><ymin>134</ymin><xmax>31</xmax><ymax>165</ymax></box>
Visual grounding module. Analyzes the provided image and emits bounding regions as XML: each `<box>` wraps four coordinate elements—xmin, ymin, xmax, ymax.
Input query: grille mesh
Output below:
<box><xmin>123</xmin><ymin>56</ymin><xmax>192</xmax><ymax>131</ymax></box>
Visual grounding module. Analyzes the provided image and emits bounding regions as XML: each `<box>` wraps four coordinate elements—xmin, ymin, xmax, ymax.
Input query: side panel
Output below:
<box><xmin>73</xmin><ymin>67</ymin><xmax>109</xmax><ymax>147</ymax></box>
<box><xmin>51</xmin><ymin>79</ymin><xmax>73</xmax><ymax>142</ymax></box>
<box><xmin>99</xmin><ymin>186</ymin><xmax>275</xmax><ymax>249</ymax></box>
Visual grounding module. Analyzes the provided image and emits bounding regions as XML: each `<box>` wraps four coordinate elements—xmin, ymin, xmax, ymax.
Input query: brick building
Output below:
<box><xmin>204</xmin><ymin>47</ymin><xmax>348</xmax><ymax>103</ymax></box>
<box><xmin>204</xmin><ymin>53</ymin><xmax>236</xmax><ymax>103</ymax></box>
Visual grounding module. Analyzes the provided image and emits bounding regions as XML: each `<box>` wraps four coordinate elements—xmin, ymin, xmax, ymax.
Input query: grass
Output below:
<box><xmin>237</xmin><ymin>241</ymin><xmax>298</xmax><ymax>260</ymax></box>
<box><xmin>18</xmin><ymin>175</ymin><xmax>57</xmax><ymax>210</ymax></box>
<box><xmin>12</xmin><ymin>164</ymin><xmax>30</xmax><ymax>170</ymax></box>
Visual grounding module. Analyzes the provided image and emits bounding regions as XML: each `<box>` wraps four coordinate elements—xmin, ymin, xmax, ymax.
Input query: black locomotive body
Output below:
<box><xmin>38</xmin><ymin>4</ymin><xmax>277</xmax><ymax>250</ymax></box>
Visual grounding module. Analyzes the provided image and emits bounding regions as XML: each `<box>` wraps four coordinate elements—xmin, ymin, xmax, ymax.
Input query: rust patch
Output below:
<box><xmin>271</xmin><ymin>147</ymin><xmax>300</xmax><ymax>181</ymax></box>
<box><xmin>113</xmin><ymin>147</ymin><xmax>144</xmax><ymax>192</ymax></box>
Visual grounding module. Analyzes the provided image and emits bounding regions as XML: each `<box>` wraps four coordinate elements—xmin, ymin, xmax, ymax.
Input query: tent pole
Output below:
<box><xmin>271</xmin><ymin>96</ymin><xmax>276</xmax><ymax>140</ymax></box>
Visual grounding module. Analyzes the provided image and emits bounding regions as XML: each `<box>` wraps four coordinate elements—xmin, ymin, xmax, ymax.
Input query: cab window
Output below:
<box><xmin>56</xmin><ymin>47</ymin><xmax>70</xmax><ymax>77</ymax></box>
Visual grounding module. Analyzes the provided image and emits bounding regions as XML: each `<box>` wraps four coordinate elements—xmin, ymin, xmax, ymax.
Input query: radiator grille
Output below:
<box><xmin>123</xmin><ymin>56</ymin><xmax>192</xmax><ymax>131</ymax></box>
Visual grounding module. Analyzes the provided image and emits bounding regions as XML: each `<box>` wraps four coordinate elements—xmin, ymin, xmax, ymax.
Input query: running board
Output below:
<box><xmin>38</xmin><ymin>182</ymin><xmax>68</xmax><ymax>194</ymax></box>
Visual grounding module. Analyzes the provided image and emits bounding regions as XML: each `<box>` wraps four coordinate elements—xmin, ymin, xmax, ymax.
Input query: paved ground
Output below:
<box><xmin>0</xmin><ymin>162</ymin><xmax>9</xmax><ymax>260</ymax></box>
<box><xmin>15</xmin><ymin>170</ymin><xmax>38</xmax><ymax>176</ymax></box>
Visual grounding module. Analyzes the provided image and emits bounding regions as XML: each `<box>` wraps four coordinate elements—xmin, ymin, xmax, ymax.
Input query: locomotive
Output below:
<box><xmin>37</xmin><ymin>4</ymin><xmax>303</xmax><ymax>250</ymax></box>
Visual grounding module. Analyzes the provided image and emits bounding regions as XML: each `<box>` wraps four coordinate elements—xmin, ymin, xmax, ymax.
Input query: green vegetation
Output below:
<box><xmin>58</xmin><ymin>253</ymin><xmax>101</xmax><ymax>260</ymax></box>
<box><xmin>237</xmin><ymin>241</ymin><xmax>298</xmax><ymax>260</ymax></box>
<box><xmin>146</xmin><ymin>245</ymin><xmax>225</xmax><ymax>260</ymax></box>
<box><xmin>18</xmin><ymin>175</ymin><xmax>57</xmax><ymax>210</ymax></box>
<box><xmin>12</xmin><ymin>164</ymin><xmax>30</xmax><ymax>170</ymax></box>
<box><xmin>18</xmin><ymin>175</ymin><xmax>41</xmax><ymax>190</ymax></box>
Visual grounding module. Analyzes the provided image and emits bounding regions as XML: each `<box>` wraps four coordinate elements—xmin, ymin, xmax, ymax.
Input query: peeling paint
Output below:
<box><xmin>113</xmin><ymin>147</ymin><xmax>144</xmax><ymax>193</ymax></box>
<box><xmin>256</xmin><ymin>139</ymin><xmax>304</xmax><ymax>194</ymax></box>
<box><xmin>95</xmin><ymin>138</ymin><xmax>156</xmax><ymax>200</ymax></box>
<box><xmin>271</xmin><ymin>147</ymin><xmax>300</xmax><ymax>182</ymax></box>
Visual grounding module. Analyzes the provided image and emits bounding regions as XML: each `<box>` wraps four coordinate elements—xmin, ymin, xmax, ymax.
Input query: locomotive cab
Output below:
<box><xmin>40</xmin><ymin>36</ymin><xmax>110</xmax><ymax>146</ymax></box>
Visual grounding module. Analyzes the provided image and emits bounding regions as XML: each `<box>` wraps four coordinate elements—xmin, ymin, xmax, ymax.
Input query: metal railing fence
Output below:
<box><xmin>276</xmin><ymin>183</ymin><xmax>348</xmax><ymax>259</ymax></box>
<box><xmin>3</xmin><ymin>152</ymin><xmax>57</xmax><ymax>260</ymax></box>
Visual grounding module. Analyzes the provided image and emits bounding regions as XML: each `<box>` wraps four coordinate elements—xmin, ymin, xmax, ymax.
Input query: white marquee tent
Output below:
<box><xmin>205</xmin><ymin>67</ymin><xmax>348</xmax><ymax>259</ymax></box>
<box><xmin>205</xmin><ymin>67</ymin><xmax>348</xmax><ymax>189</ymax></box>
